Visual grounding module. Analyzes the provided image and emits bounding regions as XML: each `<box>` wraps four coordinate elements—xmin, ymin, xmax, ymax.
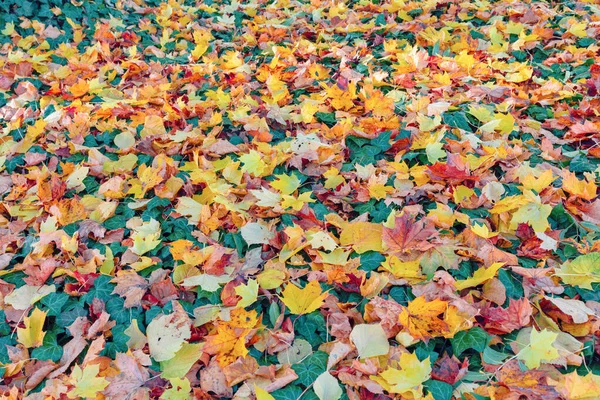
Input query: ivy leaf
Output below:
<box><xmin>292</xmin><ymin>351</ymin><xmax>328</xmax><ymax>387</ymax></box>
<box><xmin>451</xmin><ymin>327</ymin><xmax>491</xmax><ymax>356</ymax></box>
<box><xmin>31</xmin><ymin>331</ymin><xmax>63</xmax><ymax>363</ymax></box>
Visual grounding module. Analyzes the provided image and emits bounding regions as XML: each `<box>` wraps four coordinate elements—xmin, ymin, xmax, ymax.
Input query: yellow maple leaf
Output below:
<box><xmin>517</xmin><ymin>328</ymin><xmax>560</xmax><ymax>369</ymax></box>
<box><xmin>510</xmin><ymin>197</ymin><xmax>552</xmax><ymax>233</ymax></box>
<box><xmin>556</xmin><ymin>253</ymin><xmax>600</xmax><ymax>290</ymax></box>
<box><xmin>562</xmin><ymin>171</ymin><xmax>597</xmax><ymax>201</ymax></box>
<box><xmin>299</xmin><ymin>100</ymin><xmax>319</xmax><ymax>123</ymax></box>
<box><xmin>160</xmin><ymin>343</ymin><xmax>204</xmax><ymax>379</ymax></box>
<box><xmin>128</xmin><ymin>164</ymin><xmax>163</xmax><ymax>198</ymax></box>
<box><xmin>240</xmin><ymin>150</ymin><xmax>267</xmax><ymax>177</ymax></box>
<box><xmin>235</xmin><ymin>279</ymin><xmax>259</xmax><ymax>308</ymax></box>
<box><xmin>17</xmin><ymin>308</ymin><xmax>46</xmax><ymax>348</ymax></box>
<box><xmin>280</xmin><ymin>281</ymin><xmax>328</xmax><ymax>315</ymax></box>
<box><xmin>455</xmin><ymin>50</ymin><xmax>476</xmax><ymax>71</ymax></box>
<box><xmin>162</xmin><ymin>377</ymin><xmax>191</xmax><ymax>400</ymax></box>
<box><xmin>380</xmin><ymin>256</ymin><xmax>425</xmax><ymax>283</ymax></box>
<box><xmin>203</xmin><ymin>309</ymin><xmax>260</xmax><ymax>366</ymax></box>
<box><xmin>505</xmin><ymin>65</ymin><xmax>533</xmax><ymax>83</ymax></box>
<box><xmin>221</xmin><ymin>50</ymin><xmax>244</xmax><ymax>70</ymax></box>
<box><xmin>70</xmin><ymin>79</ymin><xmax>89</xmax><ymax>97</ymax></box>
<box><xmin>371</xmin><ymin>352</ymin><xmax>431</xmax><ymax>397</ymax></box>
<box><xmin>140</xmin><ymin>114</ymin><xmax>166</xmax><ymax>138</ymax></box>
<box><xmin>521</xmin><ymin>169</ymin><xmax>555</xmax><ymax>193</ymax></box>
<box><xmin>68</xmin><ymin>364</ymin><xmax>109</xmax><ymax>399</ymax></box>
<box><xmin>470</xmin><ymin>222</ymin><xmax>497</xmax><ymax>239</ymax></box>
<box><xmin>550</xmin><ymin>371</ymin><xmax>600</xmax><ymax>400</ymax></box>
<box><xmin>131</xmin><ymin>219</ymin><xmax>162</xmax><ymax>256</ymax></box>
<box><xmin>281</xmin><ymin>191</ymin><xmax>315</xmax><ymax>211</ymax></box>
<box><xmin>257</xmin><ymin>268</ymin><xmax>287</xmax><ymax>290</ymax></box>
<box><xmin>339</xmin><ymin>221</ymin><xmax>383</xmax><ymax>254</ymax></box>
<box><xmin>270</xmin><ymin>174</ymin><xmax>301</xmax><ymax>195</ymax></box>
<box><xmin>569</xmin><ymin>22</ymin><xmax>588</xmax><ymax>38</ymax></box>
<box><xmin>455</xmin><ymin>262</ymin><xmax>504</xmax><ymax>291</ymax></box>
<box><xmin>398</xmin><ymin>296</ymin><xmax>449</xmax><ymax>340</ymax></box>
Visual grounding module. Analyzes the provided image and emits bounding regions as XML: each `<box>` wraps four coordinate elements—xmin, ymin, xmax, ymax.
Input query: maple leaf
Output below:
<box><xmin>111</xmin><ymin>270</ymin><xmax>149</xmax><ymax>308</ymax></box>
<box><xmin>371</xmin><ymin>352</ymin><xmax>431</xmax><ymax>397</ymax></box>
<box><xmin>270</xmin><ymin>173</ymin><xmax>301</xmax><ymax>195</ymax></box>
<box><xmin>280</xmin><ymin>281</ymin><xmax>328</xmax><ymax>315</ymax></box>
<box><xmin>562</xmin><ymin>171</ymin><xmax>597</xmax><ymax>200</ymax></box>
<box><xmin>379</xmin><ymin>256</ymin><xmax>425</xmax><ymax>283</ymax></box>
<box><xmin>516</xmin><ymin>328</ymin><xmax>560</xmax><ymax>369</ymax></box>
<box><xmin>235</xmin><ymin>279</ymin><xmax>259</xmax><ymax>308</ymax></box>
<box><xmin>510</xmin><ymin>198</ymin><xmax>552</xmax><ymax>233</ymax></box>
<box><xmin>550</xmin><ymin>371</ymin><xmax>600</xmax><ymax>400</ymax></box>
<box><xmin>203</xmin><ymin>308</ymin><xmax>261</xmax><ymax>367</ymax></box>
<box><xmin>556</xmin><ymin>253</ymin><xmax>600</xmax><ymax>289</ymax></box>
<box><xmin>17</xmin><ymin>307</ymin><xmax>46</xmax><ymax>348</ymax></box>
<box><xmin>104</xmin><ymin>353</ymin><xmax>149</xmax><ymax>400</ymax></box>
<box><xmin>336</xmin><ymin>219</ymin><xmax>384</xmax><ymax>254</ymax></box>
<box><xmin>398</xmin><ymin>296</ymin><xmax>449</xmax><ymax>340</ymax></box>
<box><xmin>382</xmin><ymin>214</ymin><xmax>437</xmax><ymax>254</ymax></box>
<box><xmin>68</xmin><ymin>364</ymin><xmax>109</xmax><ymax>399</ymax></box>
<box><xmin>130</xmin><ymin>219</ymin><xmax>162</xmax><ymax>256</ymax></box>
<box><xmin>161</xmin><ymin>378</ymin><xmax>192</xmax><ymax>400</ymax></box>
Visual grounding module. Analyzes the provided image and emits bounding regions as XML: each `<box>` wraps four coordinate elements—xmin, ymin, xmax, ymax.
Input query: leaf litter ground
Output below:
<box><xmin>1</xmin><ymin>0</ymin><xmax>600</xmax><ymax>399</ymax></box>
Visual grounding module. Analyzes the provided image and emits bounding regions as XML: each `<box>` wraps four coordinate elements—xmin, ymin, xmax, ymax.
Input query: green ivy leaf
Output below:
<box><xmin>292</xmin><ymin>351</ymin><xmax>328</xmax><ymax>387</ymax></box>
<box><xmin>451</xmin><ymin>327</ymin><xmax>491</xmax><ymax>356</ymax></box>
<box><xmin>425</xmin><ymin>380</ymin><xmax>453</xmax><ymax>400</ymax></box>
<box><xmin>31</xmin><ymin>332</ymin><xmax>63</xmax><ymax>362</ymax></box>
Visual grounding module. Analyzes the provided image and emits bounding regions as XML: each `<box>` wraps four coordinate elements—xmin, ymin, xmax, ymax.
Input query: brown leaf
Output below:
<box><xmin>104</xmin><ymin>353</ymin><xmax>150</xmax><ymax>400</ymax></box>
<box><xmin>112</xmin><ymin>270</ymin><xmax>149</xmax><ymax>308</ymax></box>
<box><xmin>200</xmin><ymin>358</ymin><xmax>233</xmax><ymax>397</ymax></box>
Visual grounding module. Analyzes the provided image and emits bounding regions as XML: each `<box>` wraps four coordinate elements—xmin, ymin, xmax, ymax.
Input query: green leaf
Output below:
<box><xmin>483</xmin><ymin>346</ymin><xmax>509</xmax><ymax>365</ymax></box>
<box><xmin>443</xmin><ymin>111</ymin><xmax>473</xmax><ymax>132</ymax></box>
<box><xmin>40</xmin><ymin>292</ymin><xmax>69</xmax><ymax>317</ymax></box>
<box><xmin>272</xmin><ymin>385</ymin><xmax>303</xmax><ymax>400</ymax></box>
<box><xmin>497</xmin><ymin>269</ymin><xmax>524</xmax><ymax>300</ymax></box>
<box><xmin>451</xmin><ymin>327</ymin><xmax>491</xmax><ymax>356</ymax></box>
<box><xmin>292</xmin><ymin>351</ymin><xmax>328</xmax><ymax>387</ymax></box>
<box><xmin>371</xmin><ymin>131</ymin><xmax>392</xmax><ymax>152</ymax></box>
<box><xmin>296</xmin><ymin>313</ymin><xmax>326</xmax><ymax>345</ymax></box>
<box><xmin>56</xmin><ymin>306</ymin><xmax>87</xmax><ymax>328</ymax></box>
<box><xmin>82</xmin><ymin>275</ymin><xmax>115</xmax><ymax>303</ymax></box>
<box><xmin>31</xmin><ymin>332</ymin><xmax>63</xmax><ymax>362</ymax></box>
<box><xmin>315</xmin><ymin>112</ymin><xmax>336</xmax><ymax>127</ymax></box>
<box><xmin>425</xmin><ymin>380</ymin><xmax>453</xmax><ymax>400</ymax></box>
<box><xmin>357</xmin><ymin>251</ymin><xmax>385</xmax><ymax>272</ymax></box>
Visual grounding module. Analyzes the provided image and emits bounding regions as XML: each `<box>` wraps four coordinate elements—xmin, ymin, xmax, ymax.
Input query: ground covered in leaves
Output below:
<box><xmin>2</xmin><ymin>0</ymin><xmax>600</xmax><ymax>399</ymax></box>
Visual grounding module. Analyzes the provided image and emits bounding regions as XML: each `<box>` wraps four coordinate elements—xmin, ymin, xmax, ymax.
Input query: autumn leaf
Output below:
<box><xmin>68</xmin><ymin>364</ymin><xmax>109</xmax><ymax>399</ymax></box>
<box><xmin>371</xmin><ymin>352</ymin><xmax>431</xmax><ymax>397</ymax></box>
<box><xmin>382</xmin><ymin>214</ymin><xmax>437</xmax><ymax>254</ymax></box>
<box><xmin>147</xmin><ymin>301</ymin><xmax>192</xmax><ymax>362</ymax></box>
<box><xmin>339</xmin><ymin>221</ymin><xmax>384</xmax><ymax>254</ymax></box>
<box><xmin>3</xmin><ymin>0</ymin><xmax>600</xmax><ymax>397</ymax></box>
<box><xmin>280</xmin><ymin>281</ymin><xmax>328</xmax><ymax>315</ymax></box>
<box><xmin>235</xmin><ymin>279</ymin><xmax>259</xmax><ymax>308</ymax></box>
<box><xmin>350</xmin><ymin>324</ymin><xmax>390</xmax><ymax>359</ymax></box>
<box><xmin>556</xmin><ymin>253</ymin><xmax>600</xmax><ymax>290</ymax></box>
<box><xmin>17</xmin><ymin>307</ymin><xmax>46</xmax><ymax>348</ymax></box>
<box><xmin>455</xmin><ymin>262</ymin><xmax>504</xmax><ymax>291</ymax></box>
<box><xmin>516</xmin><ymin>328</ymin><xmax>560</xmax><ymax>369</ymax></box>
<box><xmin>130</xmin><ymin>218</ymin><xmax>162</xmax><ymax>256</ymax></box>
